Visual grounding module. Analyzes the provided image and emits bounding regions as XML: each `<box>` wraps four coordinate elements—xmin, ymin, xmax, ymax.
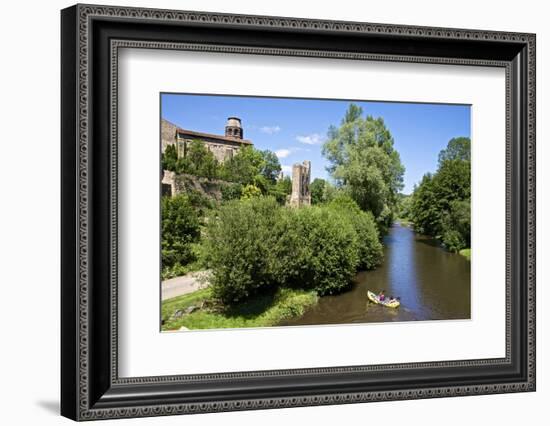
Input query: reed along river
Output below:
<box><xmin>280</xmin><ymin>223</ymin><xmax>471</xmax><ymax>326</ymax></box>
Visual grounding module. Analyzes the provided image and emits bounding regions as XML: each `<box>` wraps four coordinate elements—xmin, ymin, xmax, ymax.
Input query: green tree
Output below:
<box><xmin>410</xmin><ymin>137</ymin><xmax>471</xmax><ymax>252</ymax></box>
<box><xmin>268</xmin><ymin>175</ymin><xmax>292</xmax><ymax>204</ymax></box>
<box><xmin>162</xmin><ymin>144</ymin><xmax>178</xmax><ymax>172</ymax></box>
<box><xmin>220</xmin><ymin>145</ymin><xmax>264</xmax><ymax>184</ymax></box>
<box><xmin>259</xmin><ymin>150</ymin><xmax>282</xmax><ymax>183</ymax></box>
<box><xmin>176</xmin><ymin>139</ymin><xmax>220</xmax><ymax>179</ymax></box>
<box><xmin>275</xmin><ymin>206</ymin><xmax>360</xmax><ymax>295</ymax></box>
<box><xmin>220</xmin><ymin>182</ymin><xmax>243</xmax><ymax>201</ymax></box>
<box><xmin>438</xmin><ymin>137</ymin><xmax>471</xmax><ymax>165</ymax></box>
<box><xmin>328</xmin><ymin>195</ymin><xmax>383</xmax><ymax>270</ymax></box>
<box><xmin>241</xmin><ymin>184</ymin><xmax>262</xmax><ymax>199</ymax></box>
<box><xmin>322</xmin><ymin>104</ymin><xmax>405</xmax><ymax>228</ymax></box>
<box><xmin>204</xmin><ymin>197</ymin><xmax>283</xmax><ymax>303</ymax></box>
<box><xmin>161</xmin><ymin>194</ymin><xmax>201</xmax><ymax>271</ymax></box>
<box><xmin>310</xmin><ymin>178</ymin><xmax>327</xmax><ymax>205</ymax></box>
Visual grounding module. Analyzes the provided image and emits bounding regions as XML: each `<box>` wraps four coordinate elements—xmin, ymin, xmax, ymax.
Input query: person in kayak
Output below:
<box><xmin>378</xmin><ymin>291</ymin><xmax>386</xmax><ymax>302</ymax></box>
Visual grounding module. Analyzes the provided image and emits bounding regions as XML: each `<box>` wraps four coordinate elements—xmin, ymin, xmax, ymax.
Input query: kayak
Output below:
<box><xmin>367</xmin><ymin>291</ymin><xmax>400</xmax><ymax>308</ymax></box>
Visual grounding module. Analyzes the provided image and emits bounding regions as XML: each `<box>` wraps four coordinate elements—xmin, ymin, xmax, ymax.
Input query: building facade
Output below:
<box><xmin>161</xmin><ymin>117</ymin><xmax>253</xmax><ymax>163</ymax></box>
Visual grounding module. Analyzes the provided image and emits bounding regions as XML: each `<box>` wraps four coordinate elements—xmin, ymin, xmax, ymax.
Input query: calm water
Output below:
<box><xmin>280</xmin><ymin>223</ymin><xmax>471</xmax><ymax>326</ymax></box>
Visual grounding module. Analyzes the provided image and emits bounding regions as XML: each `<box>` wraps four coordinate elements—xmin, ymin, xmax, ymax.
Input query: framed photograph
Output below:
<box><xmin>61</xmin><ymin>4</ymin><xmax>536</xmax><ymax>421</ymax></box>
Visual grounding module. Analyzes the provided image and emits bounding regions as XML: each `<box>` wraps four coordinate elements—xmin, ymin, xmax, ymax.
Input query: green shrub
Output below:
<box><xmin>328</xmin><ymin>195</ymin><xmax>383</xmax><ymax>270</ymax></box>
<box><xmin>441</xmin><ymin>229</ymin><xmax>466</xmax><ymax>252</ymax></box>
<box><xmin>161</xmin><ymin>194</ymin><xmax>201</xmax><ymax>271</ymax></box>
<box><xmin>220</xmin><ymin>182</ymin><xmax>243</xmax><ymax>201</ymax></box>
<box><xmin>204</xmin><ymin>196</ymin><xmax>383</xmax><ymax>304</ymax></box>
<box><xmin>204</xmin><ymin>197</ymin><xmax>282</xmax><ymax>304</ymax></box>
<box><xmin>241</xmin><ymin>184</ymin><xmax>262</xmax><ymax>199</ymax></box>
<box><xmin>273</xmin><ymin>206</ymin><xmax>359</xmax><ymax>295</ymax></box>
<box><xmin>440</xmin><ymin>199</ymin><xmax>470</xmax><ymax>252</ymax></box>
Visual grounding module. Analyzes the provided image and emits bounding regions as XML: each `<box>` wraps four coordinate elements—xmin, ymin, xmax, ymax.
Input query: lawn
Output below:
<box><xmin>161</xmin><ymin>287</ymin><xmax>318</xmax><ymax>331</ymax></box>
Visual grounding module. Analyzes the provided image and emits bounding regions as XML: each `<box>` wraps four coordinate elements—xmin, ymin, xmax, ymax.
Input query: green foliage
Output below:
<box><xmin>273</xmin><ymin>206</ymin><xmax>360</xmax><ymax>295</ymax></box>
<box><xmin>259</xmin><ymin>150</ymin><xmax>282</xmax><ymax>183</ymax></box>
<box><xmin>204</xmin><ymin>197</ymin><xmax>283</xmax><ymax>304</ymax></box>
<box><xmin>441</xmin><ymin>199</ymin><xmax>471</xmax><ymax>251</ymax></box>
<box><xmin>203</xmin><ymin>195</ymin><xmax>383</xmax><ymax>304</ymax></box>
<box><xmin>459</xmin><ymin>248</ymin><xmax>471</xmax><ymax>261</ymax></box>
<box><xmin>310</xmin><ymin>178</ymin><xmax>327</xmax><ymax>205</ymax></box>
<box><xmin>268</xmin><ymin>176</ymin><xmax>292</xmax><ymax>205</ymax></box>
<box><xmin>161</xmin><ymin>287</ymin><xmax>318</xmax><ymax>331</ymax></box>
<box><xmin>220</xmin><ymin>182</ymin><xmax>243</xmax><ymax>201</ymax></box>
<box><xmin>322</xmin><ymin>104</ymin><xmax>405</xmax><ymax>227</ymax></box>
<box><xmin>161</xmin><ymin>195</ymin><xmax>201</xmax><ymax>273</ymax></box>
<box><xmin>438</xmin><ymin>137</ymin><xmax>471</xmax><ymax>165</ymax></box>
<box><xmin>241</xmin><ymin>184</ymin><xmax>262</xmax><ymax>199</ymax></box>
<box><xmin>176</xmin><ymin>139</ymin><xmax>220</xmax><ymax>179</ymax></box>
<box><xmin>410</xmin><ymin>137</ymin><xmax>471</xmax><ymax>252</ymax></box>
<box><xmin>397</xmin><ymin>193</ymin><xmax>413</xmax><ymax>219</ymax></box>
<box><xmin>162</xmin><ymin>144</ymin><xmax>178</xmax><ymax>171</ymax></box>
<box><xmin>328</xmin><ymin>195</ymin><xmax>383</xmax><ymax>270</ymax></box>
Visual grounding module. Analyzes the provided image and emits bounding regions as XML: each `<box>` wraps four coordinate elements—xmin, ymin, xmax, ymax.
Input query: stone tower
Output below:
<box><xmin>289</xmin><ymin>161</ymin><xmax>311</xmax><ymax>207</ymax></box>
<box><xmin>225</xmin><ymin>117</ymin><xmax>243</xmax><ymax>139</ymax></box>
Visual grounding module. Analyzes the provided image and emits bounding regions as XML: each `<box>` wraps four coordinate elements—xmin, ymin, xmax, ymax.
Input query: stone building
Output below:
<box><xmin>161</xmin><ymin>116</ymin><xmax>253</xmax><ymax>163</ymax></box>
<box><xmin>289</xmin><ymin>161</ymin><xmax>311</xmax><ymax>207</ymax></box>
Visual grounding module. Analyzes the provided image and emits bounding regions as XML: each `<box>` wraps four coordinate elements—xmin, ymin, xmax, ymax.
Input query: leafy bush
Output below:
<box><xmin>409</xmin><ymin>140</ymin><xmax>471</xmax><ymax>253</ymax></box>
<box><xmin>310</xmin><ymin>178</ymin><xmax>327</xmax><ymax>205</ymax></box>
<box><xmin>204</xmin><ymin>197</ymin><xmax>282</xmax><ymax>304</ymax></box>
<box><xmin>220</xmin><ymin>182</ymin><xmax>243</xmax><ymax>201</ymax></box>
<box><xmin>274</xmin><ymin>206</ymin><xmax>359</xmax><ymax>295</ymax></box>
<box><xmin>203</xmin><ymin>195</ymin><xmax>386</xmax><ymax>304</ymax></box>
<box><xmin>268</xmin><ymin>176</ymin><xmax>292</xmax><ymax>205</ymax></box>
<box><xmin>328</xmin><ymin>195</ymin><xmax>383</xmax><ymax>270</ymax></box>
<box><xmin>440</xmin><ymin>199</ymin><xmax>470</xmax><ymax>251</ymax></box>
<box><xmin>161</xmin><ymin>195</ymin><xmax>201</xmax><ymax>272</ymax></box>
<box><xmin>241</xmin><ymin>184</ymin><xmax>262</xmax><ymax>199</ymax></box>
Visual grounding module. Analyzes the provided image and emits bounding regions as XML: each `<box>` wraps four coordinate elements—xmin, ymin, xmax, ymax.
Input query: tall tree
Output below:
<box><xmin>259</xmin><ymin>150</ymin><xmax>282</xmax><ymax>183</ymax></box>
<box><xmin>322</xmin><ymin>104</ymin><xmax>405</xmax><ymax>226</ymax></box>
<box><xmin>410</xmin><ymin>137</ymin><xmax>471</xmax><ymax>251</ymax></box>
<box><xmin>438</xmin><ymin>137</ymin><xmax>471</xmax><ymax>165</ymax></box>
<box><xmin>176</xmin><ymin>139</ymin><xmax>220</xmax><ymax>179</ymax></box>
<box><xmin>162</xmin><ymin>144</ymin><xmax>178</xmax><ymax>172</ymax></box>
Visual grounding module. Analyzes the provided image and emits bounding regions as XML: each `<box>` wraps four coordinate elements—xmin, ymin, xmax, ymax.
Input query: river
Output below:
<box><xmin>280</xmin><ymin>222</ymin><xmax>471</xmax><ymax>326</ymax></box>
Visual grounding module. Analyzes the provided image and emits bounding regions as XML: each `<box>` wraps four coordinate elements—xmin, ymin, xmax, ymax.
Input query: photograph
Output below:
<box><xmin>159</xmin><ymin>94</ymin><xmax>472</xmax><ymax>331</ymax></box>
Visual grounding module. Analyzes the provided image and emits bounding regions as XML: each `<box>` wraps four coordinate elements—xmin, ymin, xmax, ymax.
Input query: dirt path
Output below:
<box><xmin>161</xmin><ymin>270</ymin><xmax>211</xmax><ymax>301</ymax></box>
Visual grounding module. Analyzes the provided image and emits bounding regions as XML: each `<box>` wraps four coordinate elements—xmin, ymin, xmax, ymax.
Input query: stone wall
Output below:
<box><xmin>289</xmin><ymin>161</ymin><xmax>311</xmax><ymax>207</ymax></box>
<box><xmin>162</xmin><ymin>170</ymin><xmax>229</xmax><ymax>202</ymax></box>
<box><xmin>180</xmin><ymin>138</ymin><xmax>240</xmax><ymax>163</ymax></box>
<box><xmin>161</xmin><ymin>119</ymin><xmax>177</xmax><ymax>152</ymax></box>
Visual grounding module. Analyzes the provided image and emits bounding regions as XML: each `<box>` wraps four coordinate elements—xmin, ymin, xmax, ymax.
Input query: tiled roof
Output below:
<box><xmin>176</xmin><ymin>127</ymin><xmax>253</xmax><ymax>145</ymax></box>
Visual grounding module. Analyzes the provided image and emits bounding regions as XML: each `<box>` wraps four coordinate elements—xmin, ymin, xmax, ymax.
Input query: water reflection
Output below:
<box><xmin>279</xmin><ymin>223</ymin><xmax>470</xmax><ymax>326</ymax></box>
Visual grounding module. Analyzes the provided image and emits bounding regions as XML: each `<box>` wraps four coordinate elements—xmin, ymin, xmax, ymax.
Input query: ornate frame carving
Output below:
<box><xmin>61</xmin><ymin>4</ymin><xmax>535</xmax><ymax>421</ymax></box>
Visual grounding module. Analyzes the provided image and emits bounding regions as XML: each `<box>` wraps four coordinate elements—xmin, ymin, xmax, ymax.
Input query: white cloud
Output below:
<box><xmin>259</xmin><ymin>125</ymin><xmax>281</xmax><ymax>135</ymax></box>
<box><xmin>281</xmin><ymin>165</ymin><xmax>293</xmax><ymax>174</ymax></box>
<box><xmin>275</xmin><ymin>149</ymin><xmax>291</xmax><ymax>159</ymax></box>
<box><xmin>296</xmin><ymin>133</ymin><xmax>324</xmax><ymax>145</ymax></box>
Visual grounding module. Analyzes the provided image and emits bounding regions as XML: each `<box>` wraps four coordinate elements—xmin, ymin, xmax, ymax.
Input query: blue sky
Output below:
<box><xmin>161</xmin><ymin>93</ymin><xmax>470</xmax><ymax>194</ymax></box>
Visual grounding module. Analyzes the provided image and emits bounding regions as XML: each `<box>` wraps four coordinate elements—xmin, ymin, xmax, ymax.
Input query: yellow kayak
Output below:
<box><xmin>367</xmin><ymin>291</ymin><xmax>400</xmax><ymax>308</ymax></box>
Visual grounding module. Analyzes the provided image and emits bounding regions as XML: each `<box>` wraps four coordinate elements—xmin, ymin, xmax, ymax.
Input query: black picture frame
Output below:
<box><xmin>61</xmin><ymin>4</ymin><xmax>536</xmax><ymax>421</ymax></box>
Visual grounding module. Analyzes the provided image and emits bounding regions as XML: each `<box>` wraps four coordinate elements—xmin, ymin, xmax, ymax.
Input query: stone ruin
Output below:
<box><xmin>289</xmin><ymin>160</ymin><xmax>311</xmax><ymax>207</ymax></box>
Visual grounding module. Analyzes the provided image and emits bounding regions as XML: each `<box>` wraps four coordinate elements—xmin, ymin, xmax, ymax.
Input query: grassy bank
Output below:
<box><xmin>459</xmin><ymin>248</ymin><xmax>471</xmax><ymax>261</ymax></box>
<box><xmin>162</xmin><ymin>287</ymin><xmax>318</xmax><ymax>331</ymax></box>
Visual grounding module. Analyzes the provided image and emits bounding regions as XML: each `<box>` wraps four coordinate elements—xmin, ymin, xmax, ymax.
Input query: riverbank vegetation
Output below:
<box><xmin>406</xmin><ymin>137</ymin><xmax>471</xmax><ymax>253</ymax></box>
<box><xmin>162</xmin><ymin>287</ymin><xmax>318</xmax><ymax>330</ymax></box>
<box><xmin>459</xmin><ymin>248</ymin><xmax>471</xmax><ymax>261</ymax></box>
<box><xmin>204</xmin><ymin>196</ymin><xmax>382</xmax><ymax>304</ymax></box>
